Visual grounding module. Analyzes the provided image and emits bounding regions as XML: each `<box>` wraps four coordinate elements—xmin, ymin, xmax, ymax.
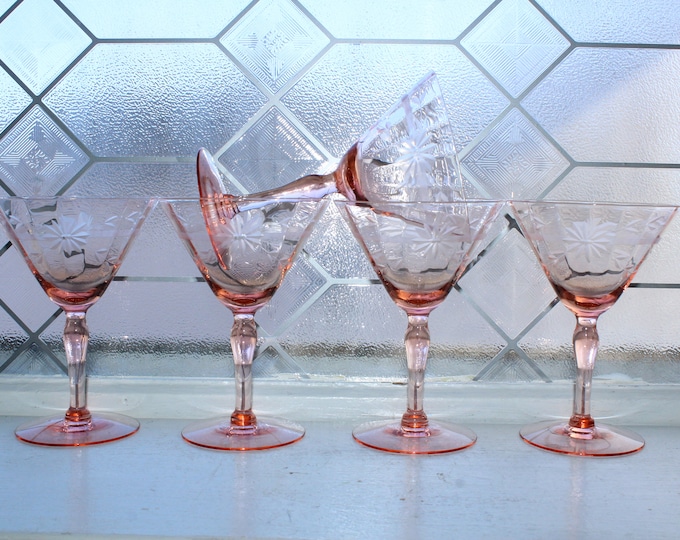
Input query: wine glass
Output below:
<box><xmin>512</xmin><ymin>200</ymin><xmax>677</xmax><ymax>456</ymax></box>
<box><xmin>0</xmin><ymin>196</ymin><xmax>155</xmax><ymax>446</ymax></box>
<box><xmin>163</xmin><ymin>197</ymin><xmax>327</xmax><ymax>451</ymax></box>
<box><xmin>337</xmin><ymin>200</ymin><xmax>501</xmax><ymax>454</ymax></box>
<box><xmin>197</xmin><ymin>71</ymin><xmax>464</xmax><ymax>225</ymax></box>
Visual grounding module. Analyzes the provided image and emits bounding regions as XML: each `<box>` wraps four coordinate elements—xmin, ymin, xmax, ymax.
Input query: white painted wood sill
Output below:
<box><xmin>0</xmin><ymin>376</ymin><xmax>679</xmax><ymax>539</ymax></box>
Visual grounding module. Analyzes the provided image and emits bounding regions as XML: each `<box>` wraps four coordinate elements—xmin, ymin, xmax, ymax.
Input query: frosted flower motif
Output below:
<box><xmin>379</xmin><ymin>211</ymin><xmax>467</xmax><ymax>273</ymax></box>
<box><xmin>218</xmin><ymin>210</ymin><xmax>265</xmax><ymax>254</ymax></box>
<box><xmin>42</xmin><ymin>212</ymin><xmax>91</xmax><ymax>255</ymax></box>
<box><xmin>395</xmin><ymin>128</ymin><xmax>437</xmax><ymax>189</ymax></box>
<box><xmin>562</xmin><ymin>218</ymin><xmax>616</xmax><ymax>264</ymax></box>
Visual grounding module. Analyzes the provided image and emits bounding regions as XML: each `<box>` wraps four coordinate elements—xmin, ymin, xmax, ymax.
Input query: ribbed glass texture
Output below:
<box><xmin>0</xmin><ymin>0</ymin><xmax>679</xmax><ymax>383</ymax></box>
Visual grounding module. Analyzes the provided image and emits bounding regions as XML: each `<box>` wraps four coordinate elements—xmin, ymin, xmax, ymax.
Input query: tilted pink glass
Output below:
<box><xmin>512</xmin><ymin>200</ymin><xmax>677</xmax><ymax>457</ymax></box>
<box><xmin>0</xmin><ymin>197</ymin><xmax>155</xmax><ymax>446</ymax></box>
<box><xmin>164</xmin><ymin>197</ymin><xmax>327</xmax><ymax>451</ymax></box>
<box><xmin>338</xmin><ymin>200</ymin><xmax>501</xmax><ymax>454</ymax></box>
<box><xmin>197</xmin><ymin>72</ymin><xmax>464</xmax><ymax>231</ymax></box>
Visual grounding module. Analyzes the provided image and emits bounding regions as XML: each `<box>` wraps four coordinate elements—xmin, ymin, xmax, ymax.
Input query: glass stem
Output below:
<box><xmin>230</xmin><ymin>314</ymin><xmax>258</xmax><ymax>429</ymax></box>
<box><xmin>63</xmin><ymin>311</ymin><xmax>92</xmax><ymax>430</ymax></box>
<box><xmin>569</xmin><ymin>315</ymin><xmax>599</xmax><ymax>432</ymax></box>
<box><xmin>401</xmin><ymin>314</ymin><xmax>431</xmax><ymax>435</ymax></box>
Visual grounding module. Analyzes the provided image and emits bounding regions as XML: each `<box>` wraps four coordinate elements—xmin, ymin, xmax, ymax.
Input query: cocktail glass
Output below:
<box><xmin>512</xmin><ymin>200</ymin><xmax>677</xmax><ymax>456</ymax></box>
<box><xmin>197</xmin><ymin>72</ymin><xmax>464</xmax><ymax>229</ymax></box>
<box><xmin>164</xmin><ymin>197</ymin><xmax>327</xmax><ymax>450</ymax></box>
<box><xmin>337</xmin><ymin>200</ymin><xmax>500</xmax><ymax>454</ymax></box>
<box><xmin>0</xmin><ymin>197</ymin><xmax>155</xmax><ymax>446</ymax></box>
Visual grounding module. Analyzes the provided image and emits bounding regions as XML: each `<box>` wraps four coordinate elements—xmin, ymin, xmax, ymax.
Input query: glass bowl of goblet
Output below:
<box><xmin>512</xmin><ymin>200</ymin><xmax>677</xmax><ymax>457</ymax></box>
<box><xmin>163</xmin><ymin>197</ymin><xmax>327</xmax><ymax>451</ymax></box>
<box><xmin>0</xmin><ymin>196</ymin><xmax>155</xmax><ymax>446</ymax></box>
<box><xmin>337</xmin><ymin>199</ymin><xmax>501</xmax><ymax>454</ymax></box>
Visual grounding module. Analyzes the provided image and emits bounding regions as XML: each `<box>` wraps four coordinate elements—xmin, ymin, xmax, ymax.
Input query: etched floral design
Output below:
<box><xmin>42</xmin><ymin>212</ymin><xmax>91</xmax><ymax>255</ymax></box>
<box><xmin>395</xmin><ymin>128</ymin><xmax>437</xmax><ymax>190</ymax></box>
<box><xmin>372</xmin><ymin>209</ymin><xmax>469</xmax><ymax>275</ymax></box>
<box><xmin>217</xmin><ymin>210</ymin><xmax>266</xmax><ymax>255</ymax></box>
<box><xmin>562</xmin><ymin>217</ymin><xmax>616</xmax><ymax>264</ymax></box>
<box><xmin>212</xmin><ymin>208</ymin><xmax>286</xmax><ymax>280</ymax></box>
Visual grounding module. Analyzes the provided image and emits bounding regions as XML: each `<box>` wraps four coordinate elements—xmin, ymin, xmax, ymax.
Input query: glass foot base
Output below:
<box><xmin>352</xmin><ymin>419</ymin><xmax>477</xmax><ymax>455</ymax></box>
<box><xmin>15</xmin><ymin>413</ymin><xmax>140</xmax><ymax>447</ymax></box>
<box><xmin>182</xmin><ymin>416</ymin><xmax>305</xmax><ymax>451</ymax></box>
<box><xmin>520</xmin><ymin>420</ymin><xmax>645</xmax><ymax>457</ymax></box>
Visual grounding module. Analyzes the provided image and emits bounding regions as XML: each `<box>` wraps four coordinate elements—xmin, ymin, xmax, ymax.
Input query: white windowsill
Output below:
<box><xmin>1</xmin><ymin>376</ymin><xmax>679</xmax><ymax>539</ymax></box>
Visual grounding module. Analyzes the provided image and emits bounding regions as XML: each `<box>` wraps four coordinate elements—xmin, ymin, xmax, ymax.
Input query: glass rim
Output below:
<box><xmin>510</xmin><ymin>199</ymin><xmax>679</xmax><ymax>210</ymax></box>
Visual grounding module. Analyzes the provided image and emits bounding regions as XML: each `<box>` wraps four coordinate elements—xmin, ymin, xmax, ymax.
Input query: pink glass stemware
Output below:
<box><xmin>164</xmin><ymin>198</ymin><xmax>327</xmax><ymax>451</ymax></box>
<box><xmin>339</xmin><ymin>200</ymin><xmax>501</xmax><ymax>454</ymax></box>
<box><xmin>197</xmin><ymin>72</ymin><xmax>464</xmax><ymax>231</ymax></box>
<box><xmin>0</xmin><ymin>197</ymin><xmax>154</xmax><ymax>446</ymax></box>
<box><xmin>512</xmin><ymin>200</ymin><xmax>677</xmax><ymax>457</ymax></box>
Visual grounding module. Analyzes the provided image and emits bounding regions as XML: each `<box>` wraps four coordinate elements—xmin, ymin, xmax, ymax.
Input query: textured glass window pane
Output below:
<box><xmin>279</xmin><ymin>284</ymin><xmax>407</xmax><ymax>379</ymax></box>
<box><xmin>218</xmin><ymin>107</ymin><xmax>330</xmax><ymax>191</ymax></box>
<box><xmin>0</xmin><ymin>247</ymin><xmax>58</xmax><ymax>332</ymax></box>
<box><xmin>303</xmin><ymin>202</ymin><xmax>375</xmax><ymax>279</ymax></box>
<box><xmin>462</xmin><ymin>108</ymin><xmax>569</xmax><ymax>199</ymax></box>
<box><xmin>65</xmin><ymin>162</ymin><xmax>197</xmax><ymax>198</ymax></box>
<box><xmin>522</xmin><ymin>48</ymin><xmax>680</xmax><ymax>163</ymax></box>
<box><xmin>221</xmin><ymin>0</ymin><xmax>330</xmax><ymax>93</ymax></box>
<box><xmin>62</xmin><ymin>0</ymin><xmax>251</xmax><ymax>39</ymax></box>
<box><xmin>119</xmin><ymin>204</ymin><xmax>200</xmax><ymax>279</ymax></box>
<box><xmin>520</xmin><ymin>289</ymin><xmax>680</xmax><ymax>384</ymax></box>
<box><xmin>0</xmin><ymin>106</ymin><xmax>89</xmax><ymax>195</ymax></box>
<box><xmin>0</xmin><ymin>68</ymin><xmax>30</xmax><ymax>132</ymax></box>
<box><xmin>538</xmin><ymin>0</ymin><xmax>680</xmax><ymax>44</ymax></box>
<box><xmin>461</xmin><ymin>0</ymin><xmax>569</xmax><ymax>97</ymax></box>
<box><xmin>41</xmin><ymin>281</ymin><xmax>235</xmax><ymax>378</ymax></box>
<box><xmin>0</xmin><ymin>0</ymin><xmax>91</xmax><ymax>94</ymax></box>
<box><xmin>0</xmin><ymin>0</ymin><xmax>15</xmax><ymax>17</ymax></box>
<box><xmin>43</xmin><ymin>43</ymin><xmax>267</xmax><ymax>157</ymax></box>
<box><xmin>301</xmin><ymin>0</ymin><xmax>494</xmax><ymax>40</ymax></box>
<box><xmin>459</xmin><ymin>229</ymin><xmax>555</xmax><ymax>340</ymax></box>
<box><xmin>283</xmin><ymin>44</ymin><xmax>508</xmax><ymax>157</ymax></box>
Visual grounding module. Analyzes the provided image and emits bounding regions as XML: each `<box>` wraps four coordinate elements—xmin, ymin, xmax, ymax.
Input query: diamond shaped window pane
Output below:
<box><xmin>0</xmin><ymin>68</ymin><xmax>31</xmax><ymax>133</ymax></box>
<box><xmin>459</xmin><ymin>229</ymin><xmax>555</xmax><ymax>339</ymax></box>
<box><xmin>219</xmin><ymin>107</ymin><xmax>328</xmax><ymax>191</ymax></box>
<box><xmin>3</xmin><ymin>342</ymin><xmax>64</xmax><ymax>375</ymax></box>
<box><xmin>62</xmin><ymin>0</ymin><xmax>250</xmax><ymax>39</ymax></box>
<box><xmin>0</xmin><ymin>106</ymin><xmax>89</xmax><ymax>195</ymax></box>
<box><xmin>221</xmin><ymin>0</ymin><xmax>330</xmax><ymax>92</ymax></box>
<box><xmin>0</xmin><ymin>246</ymin><xmax>59</xmax><ymax>332</ymax></box>
<box><xmin>256</xmin><ymin>255</ymin><xmax>327</xmax><ymax>336</ymax></box>
<box><xmin>44</xmin><ymin>43</ymin><xmax>267</xmax><ymax>157</ymax></box>
<box><xmin>462</xmin><ymin>108</ymin><xmax>569</xmax><ymax>199</ymax></box>
<box><xmin>0</xmin><ymin>0</ymin><xmax>91</xmax><ymax>94</ymax></box>
<box><xmin>461</xmin><ymin>0</ymin><xmax>569</xmax><ymax>97</ymax></box>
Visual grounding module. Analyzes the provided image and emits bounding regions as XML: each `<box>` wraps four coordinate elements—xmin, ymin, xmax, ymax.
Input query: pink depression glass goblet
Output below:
<box><xmin>197</xmin><ymin>71</ymin><xmax>464</xmax><ymax>223</ymax></box>
<box><xmin>164</xmin><ymin>198</ymin><xmax>327</xmax><ymax>451</ymax></box>
<box><xmin>338</xmin><ymin>200</ymin><xmax>501</xmax><ymax>454</ymax></box>
<box><xmin>512</xmin><ymin>200</ymin><xmax>677</xmax><ymax>457</ymax></box>
<box><xmin>0</xmin><ymin>197</ymin><xmax>155</xmax><ymax>447</ymax></box>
